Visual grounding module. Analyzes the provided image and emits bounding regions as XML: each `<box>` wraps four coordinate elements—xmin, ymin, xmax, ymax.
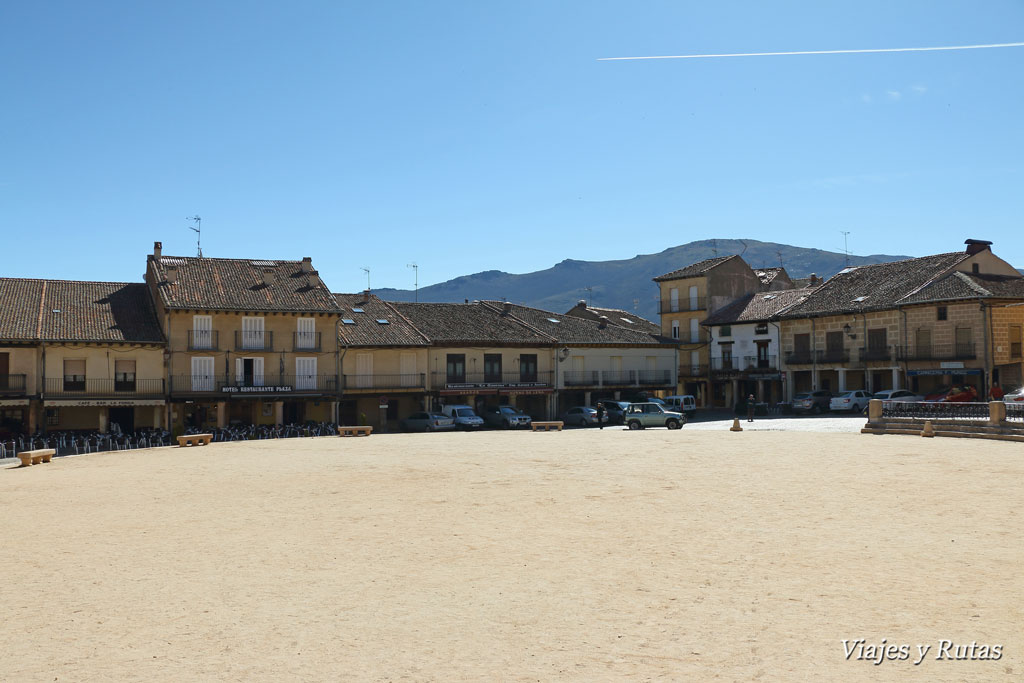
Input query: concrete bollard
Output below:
<box><xmin>730</xmin><ymin>418</ymin><xmax>743</xmax><ymax>432</ymax></box>
<box><xmin>921</xmin><ymin>420</ymin><xmax>935</xmax><ymax>438</ymax></box>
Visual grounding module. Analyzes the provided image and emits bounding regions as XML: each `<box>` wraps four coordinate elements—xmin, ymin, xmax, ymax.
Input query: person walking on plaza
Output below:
<box><xmin>747</xmin><ymin>394</ymin><xmax>756</xmax><ymax>423</ymax></box>
<box><xmin>990</xmin><ymin>383</ymin><xmax>1005</xmax><ymax>401</ymax></box>
<box><xmin>596</xmin><ymin>402</ymin><xmax>605</xmax><ymax>430</ymax></box>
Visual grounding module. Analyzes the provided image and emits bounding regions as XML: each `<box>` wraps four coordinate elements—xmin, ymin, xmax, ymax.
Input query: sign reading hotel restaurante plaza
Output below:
<box><xmin>221</xmin><ymin>385</ymin><xmax>295</xmax><ymax>393</ymax></box>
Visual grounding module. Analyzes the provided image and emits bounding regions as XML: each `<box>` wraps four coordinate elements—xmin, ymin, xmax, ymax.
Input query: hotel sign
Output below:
<box><xmin>221</xmin><ymin>385</ymin><xmax>293</xmax><ymax>393</ymax></box>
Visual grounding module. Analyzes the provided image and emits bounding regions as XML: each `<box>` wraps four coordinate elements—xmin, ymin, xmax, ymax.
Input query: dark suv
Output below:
<box><xmin>792</xmin><ymin>390</ymin><xmax>833</xmax><ymax>414</ymax></box>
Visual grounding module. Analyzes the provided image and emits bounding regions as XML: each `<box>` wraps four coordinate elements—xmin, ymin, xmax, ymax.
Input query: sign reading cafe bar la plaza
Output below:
<box><xmin>221</xmin><ymin>385</ymin><xmax>294</xmax><ymax>393</ymax></box>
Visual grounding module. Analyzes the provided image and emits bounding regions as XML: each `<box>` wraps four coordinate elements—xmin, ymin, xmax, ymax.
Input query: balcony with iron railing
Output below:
<box><xmin>897</xmin><ymin>343</ymin><xmax>977</xmax><ymax>362</ymax></box>
<box><xmin>601</xmin><ymin>370</ymin><xmax>637</xmax><ymax>386</ymax></box>
<box><xmin>563</xmin><ymin>370</ymin><xmax>600</xmax><ymax>386</ymax></box>
<box><xmin>784</xmin><ymin>350</ymin><xmax>814</xmax><ymax>365</ymax></box>
<box><xmin>234</xmin><ymin>330</ymin><xmax>274</xmax><ymax>352</ymax></box>
<box><xmin>743</xmin><ymin>355</ymin><xmax>778</xmax><ymax>371</ymax></box>
<box><xmin>679</xmin><ymin>364</ymin><xmax>708</xmax><ymax>378</ymax></box>
<box><xmin>45</xmin><ymin>377</ymin><xmax>165</xmax><ymax>398</ymax></box>
<box><xmin>710</xmin><ymin>357</ymin><xmax>739</xmax><ymax>374</ymax></box>
<box><xmin>188</xmin><ymin>329</ymin><xmax>219</xmax><ymax>351</ymax></box>
<box><xmin>637</xmin><ymin>369</ymin><xmax>673</xmax><ymax>386</ymax></box>
<box><xmin>859</xmin><ymin>346</ymin><xmax>893</xmax><ymax>362</ymax></box>
<box><xmin>431</xmin><ymin>371</ymin><xmax>554</xmax><ymax>389</ymax></box>
<box><xmin>816</xmin><ymin>349</ymin><xmax>850</xmax><ymax>364</ymax></box>
<box><xmin>659</xmin><ymin>297</ymin><xmax>707</xmax><ymax>314</ymax></box>
<box><xmin>293</xmin><ymin>331</ymin><xmax>322</xmax><ymax>352</ymax></box>
<box><xmin>343</xmin><ymin>373</ymin><xmax>426</xmax><ymax>391</ymax></box>
<box><xmin>0</xmin><ymin>374</ymin><xmax>27</xmax><ymax>395</ymax></box>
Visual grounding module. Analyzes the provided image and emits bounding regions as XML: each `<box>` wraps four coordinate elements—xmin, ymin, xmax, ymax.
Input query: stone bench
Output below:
<box><xmin>338</xmin><ymin>426</ymin><xmax>373</xmax><ymax>437</ymax></box>
<box><xmin>177</xmin><ymin>433</ymin><xmax>213</xmax><ymax>447</ymax></box>
<box><xmin>18</xmin><ymin>449</ymin><xmax>55</xmax><ymax>467</ymax></box>
<box><xmin>530</xmin><ymin>421</ymin><xmax>564</xmax><ymax>432</ymax></box>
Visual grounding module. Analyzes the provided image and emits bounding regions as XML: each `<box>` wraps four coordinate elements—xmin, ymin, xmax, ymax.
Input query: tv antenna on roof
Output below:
<box><xmin>711</xmin><ymin>239</ymin><xmax>718</xmax><ymax>257</ymax></box>
<box><xmin>633</xmin><ymin>298</ymin><xmax>640</xmax><ymax>311</ymax></box>
<box><xmin>776</xmin><ymin>250</ymin><xmax>784</xmax><ymax>269</ymax></box>
<box><xmin>584</xmin><ymin>285</ymin><xmax>593</xmax><ymax>306</ymax></box>
<box><xmin>839</xmin><ymin>231</ymin><xmax>851</xmax><ymax>266</ymax></box>
<box><xmin>407</xmin><ymin>262</ymin><xmax>418</xmax><ymax>302</ymax></box>
<box><xmin>187</xmin><ymin>215</ymin><xmax>202</xmax><ymax>257</ymax></box>
<box><xmin>360</xmin><ymin>267</ymin><xmax>370</xmax><ymax>292</ymax></box>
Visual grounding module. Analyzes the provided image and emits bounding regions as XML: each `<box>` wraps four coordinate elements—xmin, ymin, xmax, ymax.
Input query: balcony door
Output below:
<box><xmin>916</xmin><ymin>328</ymin><xmax>931</xmax><ymax>358</ymax></box>
<box><xmin>296</xmin><ymin>357</ymin><xmax>317</xmax><ymax>390</ymax></box>
<box><xmin>446</xmin><ymin>354</ymin><xmax>465</xmax><ymax>384</ymax></box>
<box><xmin>484</xmin><ymin>354</ymin><xmax>502</xmax><ymax>383</ymax></box>
<box><xmin>193</xmin><ymin>315</ymin><xmax>212</xmax><ymax>349</ymax></box>
<box><xmin>756</xmin><ymin>341</ymin><xmax>771</xmax><ymax>368</ymax></box>
<box><xmin>0</xmin><ymin>352</ymin><xmax>8</xmax><ymax>389</ymax></box>
<box><xmin>235</xmin><ymin>357</ymin><xmax>264</xmax><ymax>387</ymax></box>
<box><xmin>356</xmin><ymin>353</ymin><xmax>372</xmax><ymax>388</ymax></box>
<box><xmin>519</xmin><ymin>354</ymin><xmax>537</xmax><ymax>382</ymax></box>
<box><xmin>296</xmin><ymin>318</ymin><xmax>315</xmax><ymax>350</ymax></box>
<box><xmin>191</xmin><ymin>357</ymin><xmax>215</xmax><ymax>391</ymax></box>
<box><xmin>400</xmin><ymin>352</ymin><xmax>417</xmax><ymax>387</ymax></box>
<box><xmin>242</xmin><ymin>317</ymin><xmax>265</xmax><ymax>350</ymax></box>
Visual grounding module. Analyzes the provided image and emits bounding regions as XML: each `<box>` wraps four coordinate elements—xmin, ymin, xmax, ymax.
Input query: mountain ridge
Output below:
<box><xmin>371</xmin><ymin>239</ymin><xmax>990</xmax><ymax>320</ymax></box>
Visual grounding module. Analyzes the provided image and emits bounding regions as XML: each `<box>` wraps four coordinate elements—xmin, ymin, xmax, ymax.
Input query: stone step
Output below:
<box><xmin>862</xmin><ymin>424</ymin><xmax>1024</xmax><ymax>442</ymax></box>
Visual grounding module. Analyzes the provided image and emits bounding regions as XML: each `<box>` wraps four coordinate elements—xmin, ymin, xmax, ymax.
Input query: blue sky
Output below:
<box><xmin>2</xmin><ymin>1</ymin><xmax>1022</xmax><ymax>292</ymax></box>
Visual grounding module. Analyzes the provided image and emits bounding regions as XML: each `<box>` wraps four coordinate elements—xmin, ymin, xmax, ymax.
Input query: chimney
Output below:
<box><xmin>964</xmin><ymin>239</ymin><xmax>993</xmax><ymax>256</ymax></box>
<box><xmin>153</xmin><ymin>241</ymin><xmax>162</xmax><ymax>260</ymax></box>
<box><xmin>502</xmin><ymin>302</ymin><xmax>512</xmax><ymax>315</ymax></box>
<box><xmin>362</xmin><ymin>289</ymin><xmax>371</xmax><ymax>304</ymax></box>
<box><xmin>577</xmin><ymin>299</ymin><xmax>587</xmax><ymax>309</ymax></box>
<box><xmin>301</xmin><ymin>257</ymin><xmax>313</xmax><ymax>272</ymax></box>
<box><xmin>809</xmin><ymin>273</ymin><xmax>818</xmax><ymax>286</ymax></box>
<box><xmin>262</xmin><ymin>268</ymin><xmax>276</xmax><ymax>286</ymax></box>
<box><xmin>165</xmin><ymin>264</ymin><xmax>177</xmax><ymax>284</ymax></box>
<box><xmin>598</xmin><ymin>315</ymin><xmax>608</xmax><ymax>329</ymax></box>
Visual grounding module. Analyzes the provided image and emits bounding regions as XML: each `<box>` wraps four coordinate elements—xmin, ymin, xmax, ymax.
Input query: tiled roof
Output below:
<box><xmin>754</xmin><ymin>267</ymin><xmax>785</xmax><ymax>286</ymax></box>
<box><xmin>653</xmin><ymin>255</ymin><xmax>737</xmax><ymax>282</ymax></box>
<box><xmin>335</xmin><ymin>293</ymin><xmax>430</xmax><ymax>347</ymax></box>
<box><xmin>564</xmin><ymin>304</ymin><xmax>661</xmax><ymax>335</ymax></box>
<box><xmin>898</xmin><ymin>272</ymin><xmax>1024</xmax><ymax>305</ymax></box>
<box><xmin>149</xmin><ymin>255</ymin><xmax>340</xmax><ymax>313</ymax></box>
<box><xmin>702</xmin><ymin>289</ymin><xmax>810</xmax><ymax>326</ymax></box>
<box><xmin>0</xmin><ymin>279</ymin><xmax>164</xmax><ymax>343</ymax></box>
<box><xmin>485</xmin><ymin>302</ymin><xmax>675</xmax><ymax>346</ymax></box>
<box><xmin>781</xmin><ymin>252</ymin><xmax>970</xmax><ymax>318</ymax></box>
<box><xmin>0</xmin><ymin>278</ymin><xmax>45</xmax><ymax>340</ymax></box>
<box><xmin>391</xmin><ymin>302</ymin><xmax>556</xmax><ymax>345</ymax></box>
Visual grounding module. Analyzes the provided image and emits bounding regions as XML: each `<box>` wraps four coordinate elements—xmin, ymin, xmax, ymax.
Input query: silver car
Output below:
<box><xmin>480</xmin><ymin>405</ymin><xmax>532</xmax><ymax>429</ymax></box>
<box><xmin>623</xmin><ymin>403</ymin><xmax>685</xmax><ymax>430</ymax></box>
<box><xmin>401</xmin><ymin>412</ymin><xmax>456</xmax><ymax>432</ymax></box>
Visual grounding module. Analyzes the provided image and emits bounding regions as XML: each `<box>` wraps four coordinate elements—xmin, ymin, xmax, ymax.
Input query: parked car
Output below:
<box><xmin>663</xmin><ymin>395</ymin><xmax>697</xmax><ymax>417</ymax></box>
<box><xmin>401</xmin><ymin>412</ymin><xmax>456</xmax><ymax>432</ymax></box>
<box><xmin>792</xmin><ymin>390</ymin><xmax>833</xmax><ymax>414</ymax></box>
<box><xmin>1003</xmin><ymin>386</ymin><xmax>1024</xmax><ymax>402</ymax></box>
<box><xmin>872</xmin><ymin>389</ymin><xmax>924</xmax><ymax>403</ymax></box>
<box><xmin>479</xmin><ymin>405</ymin><xmax>532</xmax><ymax>429</ymax></box>
<box><xmin>600</xmin><ymin>400</ymin><xmax>631</xmax><ymax>425</ymax></box>
<box><xmin>562</xmin><ymin>406</ymin><xmax>601</xmax><ymax>427</ymax></box>
<box><xmin>623</xmin><ymin>402</ymin><xmax>685</xmax><ymax>430</ymax></box>
<box><xmin>440</xmin><ymin>404</ymin><xmax>485</xmax><ymax>430</ymax></box>
<box><xmin>924</xmin><ymin>385</ymin><xmax>979</xmax><ymax>402</ymax></box>
<box><xmin>830</xmin><ymin>390</ymin><xmax>872</xmax><ymax>413</ymax></box>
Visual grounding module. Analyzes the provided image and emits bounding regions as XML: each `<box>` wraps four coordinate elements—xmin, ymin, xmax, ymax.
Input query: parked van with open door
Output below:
<box><xmin>663</xmin><ymin>395</ymin><xmax>697</xmax><ymax>417</ymax></box>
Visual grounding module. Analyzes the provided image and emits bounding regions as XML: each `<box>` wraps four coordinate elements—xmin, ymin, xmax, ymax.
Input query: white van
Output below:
<box><xmin>663</xmin><ymin>395</ymin><xmax>697</xmax><ymax>417</ymax></box>
<box><xmin>440</xmin><ymin>404</ymin><xmax>485</xmax><ymax>430</ymax></box>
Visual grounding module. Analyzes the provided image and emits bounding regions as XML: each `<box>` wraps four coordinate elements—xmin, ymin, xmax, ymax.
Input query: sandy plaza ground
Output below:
<box><xmin>2</xmin><ymin>426</ymin><xmax>1021</xmax><ymax>682</ymax></box>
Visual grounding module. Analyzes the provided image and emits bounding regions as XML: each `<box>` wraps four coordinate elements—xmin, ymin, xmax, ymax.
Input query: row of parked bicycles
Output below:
<box><xmin>183</xmin><ymin>422</ymin><xmax>337</xmax><ymax>442</ymax></box>
<box><xmin>0</xmin><ymin>422</ymin><xmax>339</xmax><ymax>460</ymax></box>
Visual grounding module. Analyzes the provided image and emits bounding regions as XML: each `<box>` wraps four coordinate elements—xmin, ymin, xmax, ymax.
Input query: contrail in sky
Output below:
<box><xmin>598</xmin><ymin>41</ymin><xmax>1024</xmax><ymax>61</ymax></box>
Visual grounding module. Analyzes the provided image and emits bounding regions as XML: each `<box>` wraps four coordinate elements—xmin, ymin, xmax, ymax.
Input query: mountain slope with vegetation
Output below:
<box><xmin>374</xmin><ymin>239</ymin><xmax>914</xmax><ymax>320</ymax></box>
